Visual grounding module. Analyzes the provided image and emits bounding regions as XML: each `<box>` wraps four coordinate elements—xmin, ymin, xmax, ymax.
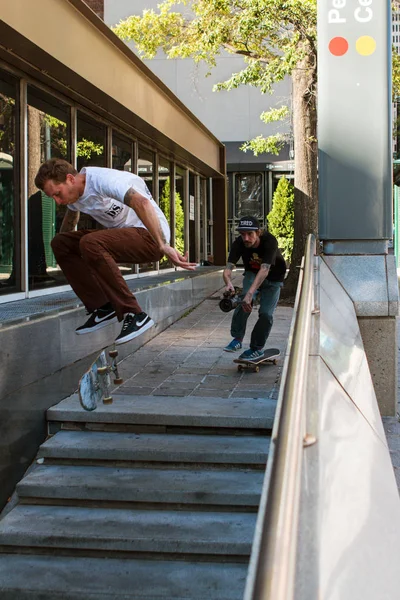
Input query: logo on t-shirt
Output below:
<box><xmin>105</xmin><ymin>203</ymin><xmax>124</xmax><ymax>218</ymax></box>
<box><xmin>249</xmin><ymin>253</ymin><xmax>262</xmax><ymax>271</ymax></box>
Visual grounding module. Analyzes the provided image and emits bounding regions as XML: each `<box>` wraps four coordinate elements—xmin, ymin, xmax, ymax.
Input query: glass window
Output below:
<box><xmin>200</xmin><ymin>178</ymin><xmax>206</xmax><ymax>262</ymax></box>
<box><xmin>0</xmin><ymin>70</ymin><xmax>19</xmax><ymax>294</ymax></box>
<box><xmin>77</xmin><ymin>111</ymin><xmax>106</xmax><ymax>171</ymax></box>
<box><xmin>235</xmin><ymin>173</ymin><xmax>263</xmax><ymax>220</ymax></box>
<box><xmin>27</xmin><ymin>86</ymin><xmax>70</xmax><ymax>291</ymax></box>
<box><xmin>175</xmin><ymin>166</ymin><xmax>185</xmax><ymax>258</ymax></box>
<box><xmin>158</xmin><ymin>156</ymin><xmax>171</xmax><ymax>270</ymax></box>
<box><xmin>112</xmin><ymin>131</ymin><xmax>135</xmax><ymax>276</ymax></box>
<box><xmin>77</xmin><ymin>111</ymin><xmax>106</xmax><ymax>232</ymax></box>
<box><xmin>137</xmin><ymin>146</ymin><xmax>154</xmax><ymax>196</ymax></box>
<box><xmin>112</xmin><ymin>131</ymin><xmax>132</xmax><ymax>171</ymax></box>
<box><xmin>189</xmin><ymin>172</ymin><xmax>195</xmax><ymax>262</ymax></box>
<box><xmin>138</xmin><ymin>146</ymin><xmax>155</xmax><ymax>273</ymax></box>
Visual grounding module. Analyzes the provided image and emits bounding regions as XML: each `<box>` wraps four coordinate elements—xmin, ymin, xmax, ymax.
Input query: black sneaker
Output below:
<box><xmin>75</xmin><ymin>307</ymin><xmax>118</xmax><ymax>335</ymax></box>
<box><xmin>115</xmin><ymin>312</ymin><xmax>154</xmax><ymax>345</ymax></box>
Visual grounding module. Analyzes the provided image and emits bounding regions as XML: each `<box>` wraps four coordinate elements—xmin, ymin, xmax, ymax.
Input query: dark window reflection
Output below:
<box><xmin>112</xmin><ymin>132</ymin><xmax>132</xmax><ymax>171</ymax></box>
<box><xmin>27</xmin><ymin>86</ymin><xmax>70</xmax><ymax>290</ymax></box>
<box><xmin>0</xmin><ymin>71</ymin><xmax>19</xmax><ymax>294</ymax></box>
<box><xmin>235</xmin><ymin>173</ymin><xmax>263</xmax><ymax>219</ymax></box>
<box><xmin>189</xmin><ymin>172</ymin><xmax>195</xmax><ymax>262</ymax></box>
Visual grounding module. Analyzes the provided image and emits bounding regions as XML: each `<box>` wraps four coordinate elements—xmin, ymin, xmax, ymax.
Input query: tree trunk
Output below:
<box><xmin>283</xmin><ymin>53</ymin><xmax>318</xmax><ymax>297</ymax></box>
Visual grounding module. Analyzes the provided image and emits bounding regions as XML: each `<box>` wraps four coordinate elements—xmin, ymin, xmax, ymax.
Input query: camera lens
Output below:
<box><xmin>219</xmin><ymin>298</ymin><xmax>233</xmax><ymax>312</ymax></box>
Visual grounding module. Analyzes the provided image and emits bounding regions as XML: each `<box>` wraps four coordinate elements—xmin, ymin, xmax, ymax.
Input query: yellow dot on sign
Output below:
<box><xmin>356</xmin><ymin>36</ymin><xmax>376</xmax><ymax>56</ymax></box>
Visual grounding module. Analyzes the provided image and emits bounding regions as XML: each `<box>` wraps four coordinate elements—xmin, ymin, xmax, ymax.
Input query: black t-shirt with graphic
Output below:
<box><xmin>228</xmin><ymin>232</ymin><xmax>286</xmax><ymax>282</ymax></box>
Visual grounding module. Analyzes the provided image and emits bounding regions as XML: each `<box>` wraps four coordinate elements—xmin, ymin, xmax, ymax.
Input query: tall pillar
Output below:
<box><xmin>318</xmin><ymin>0</ymin><xmax>398</xmax><ymax>414</ymax></box>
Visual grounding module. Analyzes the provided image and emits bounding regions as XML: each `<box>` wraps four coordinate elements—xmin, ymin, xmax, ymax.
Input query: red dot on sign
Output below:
<box><xmin>329</xmin><ymin>37</ymin><xmax>348</xmax><ymax>56</ymax></box>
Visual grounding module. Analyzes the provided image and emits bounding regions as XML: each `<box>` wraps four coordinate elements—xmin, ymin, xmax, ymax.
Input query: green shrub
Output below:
<box><xmin>266</xmin><ymin>176</ymin><xmax>294</xmax><ymax>262</ymax></box>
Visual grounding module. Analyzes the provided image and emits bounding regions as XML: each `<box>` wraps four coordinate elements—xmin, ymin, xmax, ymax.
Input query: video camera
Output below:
<box><xmin>219</xmin><ymin>287</ymin><xmax>261</xmax><ymax>313</ymax></box>
<box><xmin>219</xmin><ymin>287</ymin><xmax>243</xmax><ymax>313</ymax></box>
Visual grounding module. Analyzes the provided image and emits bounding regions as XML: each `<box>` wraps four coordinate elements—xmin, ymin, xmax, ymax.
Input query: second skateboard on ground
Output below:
<box><xmin>233</xmin><ymin>348</ymin><xmax>281</xmax><ymax>373</ymax></box>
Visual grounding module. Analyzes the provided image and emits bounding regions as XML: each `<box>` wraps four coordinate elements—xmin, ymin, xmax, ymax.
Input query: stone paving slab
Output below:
<box><xmin>111</xmin><ymin>297</ymin><xmax>293</xmax><ymax>401</ymax></box>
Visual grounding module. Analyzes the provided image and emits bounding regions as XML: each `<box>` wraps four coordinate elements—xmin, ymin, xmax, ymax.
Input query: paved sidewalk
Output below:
<box><xmin>114</xmin><ymin>289</ymin><xmax>293</xmax><ymax>402</ymax></box>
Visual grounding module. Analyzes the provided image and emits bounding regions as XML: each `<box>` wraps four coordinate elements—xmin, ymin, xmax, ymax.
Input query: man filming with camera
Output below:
<box><xmin>222</xmin><ymin>216</ymin><xmax>286</xmax><ymax>361</ymax></box>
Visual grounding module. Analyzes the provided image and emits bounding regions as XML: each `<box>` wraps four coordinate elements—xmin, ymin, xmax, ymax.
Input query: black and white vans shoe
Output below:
<box><xmin>76</xmin><ymin>307</ymin><xmax>118</xmax><ymax>335</ymax></box>
<box><xmin>115</xmin><ymin>312</ymin><xmax>154</xmax><ymax>345</ymax></box>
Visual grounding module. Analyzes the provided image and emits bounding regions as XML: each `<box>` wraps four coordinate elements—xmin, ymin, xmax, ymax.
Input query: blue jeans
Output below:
<box><xmin>231</xmin><ymin>271</ymin><xmax>282</xmax><ymax>350</ymax></box>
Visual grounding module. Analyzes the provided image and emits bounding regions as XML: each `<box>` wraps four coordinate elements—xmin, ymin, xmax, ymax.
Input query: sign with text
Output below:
<box><xmin>318</xmin><ymin>0</ymin><xmax>392</xmax><ymax>240</ymax></box>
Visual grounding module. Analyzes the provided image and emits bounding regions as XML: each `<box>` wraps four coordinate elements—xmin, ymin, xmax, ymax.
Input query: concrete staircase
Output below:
<box><xmin>0</xmin><ymin>393</ymin><xmax>276</xmax><ymax>599</ymax></box>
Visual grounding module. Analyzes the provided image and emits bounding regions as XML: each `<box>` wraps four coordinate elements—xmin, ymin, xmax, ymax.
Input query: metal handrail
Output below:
<box><xmin>246</xmin><ymin>234</ymin><xmax>316</xmax><ymax>600</ymax></box>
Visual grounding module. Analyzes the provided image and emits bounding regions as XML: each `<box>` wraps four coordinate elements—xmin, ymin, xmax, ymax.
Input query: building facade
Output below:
<box><xmin>0</xmin><ymin>0</ymin><xmax>227</xmax><ymax>302</ymax></box>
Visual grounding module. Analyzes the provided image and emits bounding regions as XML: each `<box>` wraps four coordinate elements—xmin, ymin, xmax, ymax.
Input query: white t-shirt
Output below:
<box><xmin>68</xmin><ymin>167</ymin><xmax>170</xmax><ymax>244</ymax></box>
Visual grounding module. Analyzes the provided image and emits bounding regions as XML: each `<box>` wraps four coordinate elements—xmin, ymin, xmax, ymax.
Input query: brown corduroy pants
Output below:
<box><xmin>51</xmin><ymin>228</ymin><xmax>164</xmax><ymax>321</ymax></box>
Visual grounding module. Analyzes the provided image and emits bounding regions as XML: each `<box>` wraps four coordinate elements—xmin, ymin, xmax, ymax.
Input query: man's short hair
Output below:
<box><xmin>34</xmin><ymin>158</ymin><xmax>77</xmax><ymax>191</ymax></box>
<box><xmin>237</xmin><ymin>216</ymin><xmax>260</xmax><ymax>231</ymax></box>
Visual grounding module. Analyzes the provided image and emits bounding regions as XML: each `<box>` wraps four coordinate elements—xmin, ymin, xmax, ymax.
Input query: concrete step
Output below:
<box><xmin>0</xmin><ymin>504</ymin><xmax>256</xmax><ymax>557</ymax></box>
<box><xmin>0</xmin><ymin>554</ymin><xmax>247</xmax><ymax>599</ymax></box>
<box><xmin>38</xmin><ymin>431</ymin><xmax>270</xmax><ymax>466</ymax></box>
<box><xmin>17</xmin><ymin>464</ymin><xmax>263</xmax><ymax>507</ymax></box>
<box><xmin>47</xmin><ymin>394</ymin><xmax>276</xmax><ymax>430</ymax></box>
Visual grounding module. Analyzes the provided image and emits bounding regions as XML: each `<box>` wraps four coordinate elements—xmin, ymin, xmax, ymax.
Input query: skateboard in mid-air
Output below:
<box><xmin>233</xmin><ymin>348</ymin><xmax>281</xmax><ymax>373</ymax></box>
<box><xmin>78</xmin><ymin>346</ymin><xmax>124</xmax><ymax>411</ymax></box>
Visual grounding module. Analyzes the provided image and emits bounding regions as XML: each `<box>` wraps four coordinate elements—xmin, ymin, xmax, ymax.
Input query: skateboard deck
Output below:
<box><xmin>233</xmin><ymin>348</ymin><xmax>281</xmax><ymax>373</ymax></box>
<box><xmin>78</xmin><ymin>346</ymin><xmax>124</xmax><ymax>411</ymax></box>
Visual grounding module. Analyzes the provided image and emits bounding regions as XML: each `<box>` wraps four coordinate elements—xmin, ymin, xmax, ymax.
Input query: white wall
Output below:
<box><xmin>105</xmin><ymin>0</ymin><xmax>290</xmax><ymax>144</ymax></box>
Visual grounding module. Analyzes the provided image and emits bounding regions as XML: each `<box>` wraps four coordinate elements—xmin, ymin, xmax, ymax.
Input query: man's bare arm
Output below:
<box><xmin>60</xmin><ymin>209</ymin><xmax>80</xmax><ymax>233</ymax></box>
<box><xmin>247</xmin><ymin>264</ymin><xmax>270</xmax><ymax>295</ymax></box>
<box><xmin>124</xmin><ymin>188</ymin><xmax>166</xmax><ymax>248</ymax></box>
<box><xmin>124</xmin><ymin>188</ymin><xmax>196</xmax><ymax>270</ymax></box>
<box><xmin>223</xmin><ymin>262</ymin><xmax>235</xmax><ymax>291</ymax></box>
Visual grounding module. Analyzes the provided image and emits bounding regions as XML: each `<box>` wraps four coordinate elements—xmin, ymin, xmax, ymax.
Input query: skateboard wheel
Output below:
<box><xmin>109</xmin><ymin>350</ymin><xmax>118</xmax><ymax>358</ymax></box>
<box><xmin>103</xmin><ymin>396</ymin><xmax>113</xmax><ymax>404</ymax></box>
<box><xmin>237</xmin><ymin>365</ymin><xmax>244</xmax><ymax>372</ymax></box>
<box><xmin>273</xmin><ymin>359</ymin><xmax>277</xmax><ymax>365</ymax></box>
<box><xmin>113</xmin><ymin>378</ymin><xmax>123</xmax><ymax>385</ymax></box>
<box><xmin>97</xmin><ymin>366</ymin><xmax>108</xmax><ymax>374</ymax></box>
<box><xmin>255</xmin><ymin>366</ymin><xmax>260</xmax><ymax>373</ymax></box>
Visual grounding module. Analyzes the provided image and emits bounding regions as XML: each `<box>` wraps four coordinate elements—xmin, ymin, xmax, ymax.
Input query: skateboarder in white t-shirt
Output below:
<box><xmin>35</xmin><ymin>158</ymin><xmax>196</xmax><ymax>345</ymax></box>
